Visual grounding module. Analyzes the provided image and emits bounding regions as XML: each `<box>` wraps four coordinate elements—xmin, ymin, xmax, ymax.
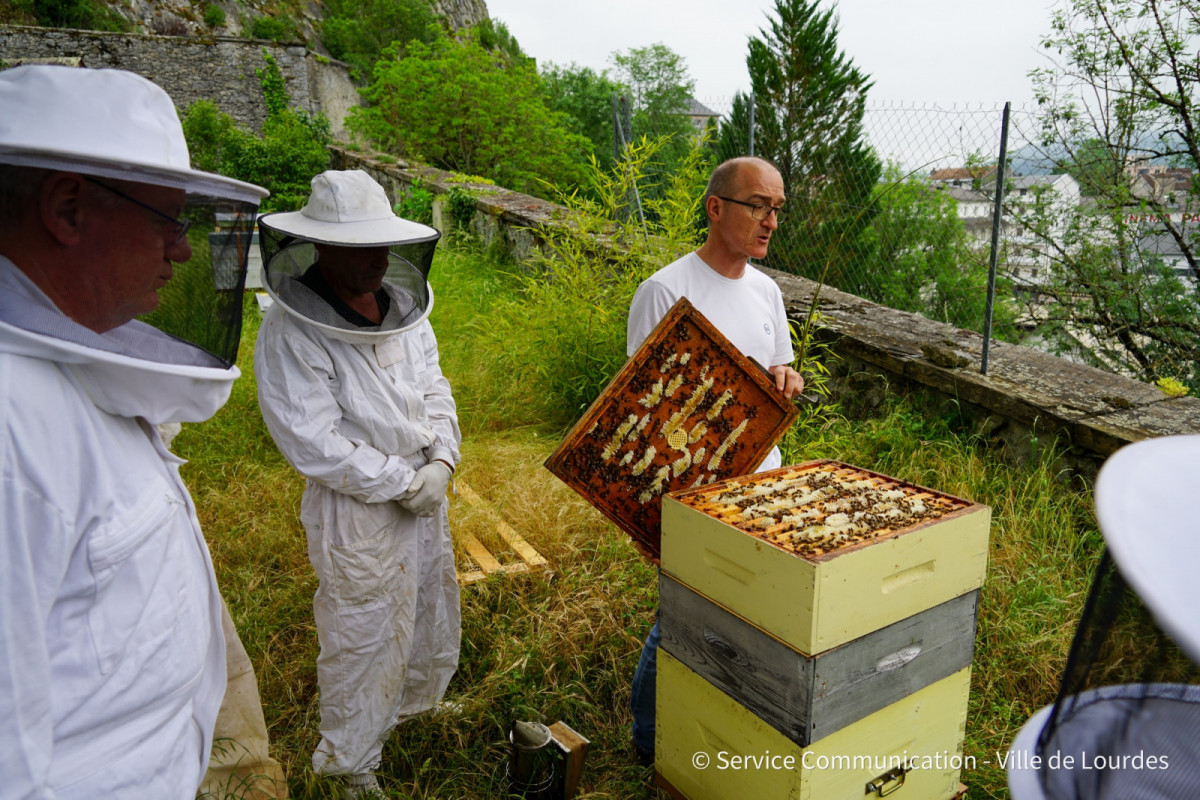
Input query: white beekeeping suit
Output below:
<box><xmin>253</xmin><ymin>170</ymin><xmax>461</xmax><ymax>793</ymax></box>
<box><xmin>0</xmin><ymin>65</ymin><xmax>268</xmax><ymax>798</ymax></box>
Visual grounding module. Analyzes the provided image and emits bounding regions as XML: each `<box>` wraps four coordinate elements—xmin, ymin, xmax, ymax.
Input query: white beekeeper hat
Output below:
<box><xmin>1093</xmin><ymin>433</ymin><xmax>1200</xmax><ymax>663</ymax></box>
<box><xmin>258</xmin><ymin>169</ymin><xmax>438</xmax><ymax>246</ymax></box>
<box><xmin>0</xmin><ymin>64</ymin><xmax>267</xmax><ymax>203</ymax></box>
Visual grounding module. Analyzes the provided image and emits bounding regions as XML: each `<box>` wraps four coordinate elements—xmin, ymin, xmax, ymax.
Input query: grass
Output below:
<box><xmin>175</xmin><ymin>235</ymin><xmax>1104</xmax><ymax>799</ymax></box>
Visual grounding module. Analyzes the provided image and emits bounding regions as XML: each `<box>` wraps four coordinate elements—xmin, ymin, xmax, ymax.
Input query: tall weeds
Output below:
<box><xmin>474</xmin><ymin>136</ymin><xmax>709</xmax><ymax>430</ymax></box>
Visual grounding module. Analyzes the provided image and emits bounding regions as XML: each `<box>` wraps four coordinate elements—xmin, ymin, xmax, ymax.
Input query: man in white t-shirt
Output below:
<box><xmin>626</xmin><ymin>156</ymin><xmax>804</xmax><ymax>763</ymax></box>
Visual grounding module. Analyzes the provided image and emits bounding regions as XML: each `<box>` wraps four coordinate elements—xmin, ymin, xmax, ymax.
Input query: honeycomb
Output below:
<box><xmin>676</xmin><ymin>460</ymin><xmax>972</xmax><ymax>559</ymax></box>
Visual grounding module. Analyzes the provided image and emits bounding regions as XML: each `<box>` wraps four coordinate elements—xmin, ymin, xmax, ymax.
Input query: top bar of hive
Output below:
<box><xmin>673</xmin><ymin>460</ymin><xmax>973</xmax><ymax>560</ymax></box>
<box><xmin>545</xmin><ymin>298</ymin><xmax>798</xmax><ymax>559</ymax></box>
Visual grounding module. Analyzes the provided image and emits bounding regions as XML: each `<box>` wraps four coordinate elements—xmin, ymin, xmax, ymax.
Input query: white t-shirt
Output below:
<box><xmin>626</xmin><ymin>251</ymin><xmax>794</xmax><ymax>470</ymax></box>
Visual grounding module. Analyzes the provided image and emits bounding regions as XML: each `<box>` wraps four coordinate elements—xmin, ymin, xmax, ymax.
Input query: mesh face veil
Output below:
<box><xmin>140</xmin><ymin>194</ymin><xmax>259</xmax><ymax>365</ymax></box>
<box><xmin>258</xmin><ymin>224</ymin><xmax>440</xmax><ymax>336</ymax></box>
<box><xmin>0</xmin><ymin>65</ymin><xmax>269</xmax><ymax>367</ymax></box>
<box><xmin>1006</xmin><ymin>435</ymin><xmax>1200</xmax><ymax>800</ymax></box>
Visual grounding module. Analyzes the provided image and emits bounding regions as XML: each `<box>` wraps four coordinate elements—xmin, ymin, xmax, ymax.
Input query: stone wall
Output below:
<box><xmin>429</xmin><ymin>0</ymin><xmax>490</xmax><ymax>31</ymax></box>
<box><xmin>330</xmin><ymin>145</ymin><xmax>1200</xmax><ymax>477</ymax></box>
<box><xmin>0</xmin><ymin>25</ymin><xmax>361</xmax><ymax>138</ymax></box>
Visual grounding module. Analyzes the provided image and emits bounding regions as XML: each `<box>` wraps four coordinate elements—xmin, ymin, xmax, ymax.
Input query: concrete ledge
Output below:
<box><xmin>769</xmin><ymin>269</ymin><xmax>1200</xmax><ymax>471</ymax></box>
<box><xmin>330</xmin><ymin>146</ymin><xmax>564</xmax><ymax>264</ymax></box>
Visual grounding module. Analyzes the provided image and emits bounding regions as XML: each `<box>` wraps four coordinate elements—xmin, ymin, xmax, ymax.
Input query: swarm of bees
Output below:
<box><xmin>679</xmin><ymin>461</ymin><xmax>971</xmax><ymax>559</ymax></box>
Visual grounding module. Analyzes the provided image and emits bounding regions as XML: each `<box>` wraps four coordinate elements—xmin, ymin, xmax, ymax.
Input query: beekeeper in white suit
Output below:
<box><xmin>254</xmin><ymin>169</ymin><xmax>461</xmax><ymax>798</ymax></box>
<box><xmin>0</xmin><ymin>66</ymin><xmax>268</xmax><ymax>797</ymax></box>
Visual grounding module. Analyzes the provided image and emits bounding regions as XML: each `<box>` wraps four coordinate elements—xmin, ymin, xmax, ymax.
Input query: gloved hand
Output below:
<box><xmin>399</xmin><ymin>461</ymin><xmax>453</xmax><ymax>517</ymax></box>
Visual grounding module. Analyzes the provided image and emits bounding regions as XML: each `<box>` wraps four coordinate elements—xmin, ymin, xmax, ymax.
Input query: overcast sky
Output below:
<box><xmin>485</xmin><ymin>0</ymin><xmax>1063</xmax><ymax>107</ymax></box>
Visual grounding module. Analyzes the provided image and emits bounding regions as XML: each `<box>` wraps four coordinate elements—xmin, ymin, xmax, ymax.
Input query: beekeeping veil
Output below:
<box><xmin>1007</xmin><ymin>434</ymin><xmax>1200</xmax><ymax>799</ymax></box>
<box><xmin>0</xmin><ymin>64</ymin><xmax>268</xmax><ymax>367</ymax></box>
<box><xmin>258</xmin><ymin>170</ymin><xmax>440</xmax><ymax>336</ymax></box>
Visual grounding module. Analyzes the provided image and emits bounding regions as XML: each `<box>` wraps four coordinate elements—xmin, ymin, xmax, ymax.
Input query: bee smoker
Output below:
<box><xmin>506</xmin><ymin>720</ymin><xmax>561</xmax><ymax>799</ymax></box>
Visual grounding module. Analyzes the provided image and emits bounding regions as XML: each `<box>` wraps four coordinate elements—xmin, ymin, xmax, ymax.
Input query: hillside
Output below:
<box><xmin>0</xmin><ymin>0</ymin><xmax>488</xmax><ymax>53</ymax></box>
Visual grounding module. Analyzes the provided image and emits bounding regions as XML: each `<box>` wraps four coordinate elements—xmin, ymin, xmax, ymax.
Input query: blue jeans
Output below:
<box><xmin>630</xmin><ymin>614</ymin><xmax>660</xmax><ymax>758</ymax></box>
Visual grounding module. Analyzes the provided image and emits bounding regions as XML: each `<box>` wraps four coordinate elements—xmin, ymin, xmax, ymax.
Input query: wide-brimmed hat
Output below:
<box><xmin>1095</xmin><ymin>433</ymin><xmax>1200</xmax><ymax>663</ymax></box>
<box><xmin>258</xmin><ymin>170</ymin><xmax>439</xmax><ymax>246</ymax></box>
<box><xmin>0</xmin><ymin>64</ymin><xmax>266</xmax><ymax>204</ymax></box>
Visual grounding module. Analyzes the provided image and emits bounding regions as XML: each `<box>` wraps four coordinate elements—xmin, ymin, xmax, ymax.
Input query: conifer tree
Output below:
<box><xmin>727</xmin><ymin>0</ymin><xmax>881</xmax><ymax>284</ymax></box>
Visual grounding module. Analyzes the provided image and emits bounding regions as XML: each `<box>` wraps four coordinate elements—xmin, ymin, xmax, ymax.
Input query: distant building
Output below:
<box><xmin>935</xmin><ymin>172</ymin><xmax>1081</xmax><ymax>305</ymax></box>
<box><xmin>1129</xmin><ymin>166</ymin><xmax>1194</xmax><ymax>203</ymax></box>
<box><xmin>684</xmin><ymin>98</ymin><xmax>719</xmax><ymax>135</ymax></box>
<box><xmin>1123</xmin><ymin>213</ymin><xmax>1200</xmax><ymax>291</ymax></box>
<box><xmin>929</xmin><ymin>166</ymin><xmax>1001</xmax><ymax>187</ymax></box>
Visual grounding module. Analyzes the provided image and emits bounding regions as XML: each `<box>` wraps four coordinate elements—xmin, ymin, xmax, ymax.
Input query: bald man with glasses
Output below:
<box><xmin>625</xmin><ymin>155</ymin><xmax>803</xmax><ymax>765</ymax></box>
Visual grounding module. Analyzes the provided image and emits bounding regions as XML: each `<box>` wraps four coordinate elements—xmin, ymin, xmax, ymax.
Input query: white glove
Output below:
<box><xmin>399</xmin><ymin>461</ymin><xmax>453</xmax><ymax>517</ymax></box>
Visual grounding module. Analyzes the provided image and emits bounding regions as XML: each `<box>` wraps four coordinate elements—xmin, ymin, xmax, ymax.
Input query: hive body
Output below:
<box><xmin>656</xmin><ymin>460</ymin><xmax>988</xmax><ymax>799</ymax></box>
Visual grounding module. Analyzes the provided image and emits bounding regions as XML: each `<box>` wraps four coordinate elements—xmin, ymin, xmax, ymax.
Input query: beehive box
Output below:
<box><xmin>545</xmin><ymin>298</ymin><xmax>797</xmax><ymax>559</ymax></box>
<box><xmin>659</xmin><ymin>573</ymin><xmax>978</xmax><ymax>746</ymax></box>
<box><xmin>656</xmin><ymin>650</ymin><xmax>970</xmax><ymax>800</ymax></box>
<box><xmin>661</xmin><ymin>460</ymin><xmax>990</xmax><ymax>654</ymax></box>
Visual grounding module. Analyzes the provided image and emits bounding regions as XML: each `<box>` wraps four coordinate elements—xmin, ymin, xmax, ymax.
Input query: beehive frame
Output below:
<box><xmin>545</xmin><ymin>298</ymin><xmax>798</xmax><ymax>558</ymax></box>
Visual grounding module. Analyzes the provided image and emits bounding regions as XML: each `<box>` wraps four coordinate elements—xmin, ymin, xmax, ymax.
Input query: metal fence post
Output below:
<box><xmin>611</xmin><ymin>92</ymin><xmax>622</xmax><ymax>165</ymax></box>
<box><xmin>981</xmin><ymin>102</ymin><xmax>1011</xmax><ymax>375</ymax></box>
<box><xmin>611</xmin><ymin>92</ymin><xmax>645</xmax><ymax>229</ymax></box>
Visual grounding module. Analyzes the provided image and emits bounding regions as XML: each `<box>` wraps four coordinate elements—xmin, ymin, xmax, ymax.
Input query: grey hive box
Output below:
<box><xmin>659</xmin><ymin>573</ymin><xmax>979</xmax><ymax>747</ymax></box>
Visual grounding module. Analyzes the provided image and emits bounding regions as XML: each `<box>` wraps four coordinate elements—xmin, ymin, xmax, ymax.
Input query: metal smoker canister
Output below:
<box><xmin>506</xmin><ymin>720</ymin><xmax>558</xmax><ymax>799</ymax></box>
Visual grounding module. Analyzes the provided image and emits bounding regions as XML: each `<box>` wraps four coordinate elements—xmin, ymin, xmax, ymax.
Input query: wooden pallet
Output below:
<box><xmin>451</xmin><ymin>480</ymin><xmax>548</xmax><ymax>585</ymax></box>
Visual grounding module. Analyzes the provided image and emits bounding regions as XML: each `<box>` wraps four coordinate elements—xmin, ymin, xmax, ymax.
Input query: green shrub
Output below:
<box><xmin>17</xmin><ymin>0</ymin><xmax>130</xmax><ymax>30</ymax></box>
<box><xmin>471</xmin><ymin>136</ymin><xmax>715</xmax><ymax>428</ymax></box>
<box><xmin>395</xmin><ymin>183</ymin><xmax>434</xmax><ymax>225</ymax></box>
<box><xmin>320</xmin><ymin>0</ymin><xmax>437</xmax><ymax>78</ymax></box>
<box><xmin>445</xmin><ymin>187</ymin><xmax>476</xmax><ymax>229</ymax></box>
<box><xmin>349</xmin><ymin>29</ymin><xmax>589</xmax><ymax>197</ymax></box>
<box><xmin>256</xmin><ymin>51</ymin><xmax>289</xmax><ymax>118</ymax></box>
<box><xmin>202</xmin><ymin>4</ymin><xmax>225</xmax><ymax>29</ymax></box>
<box><xmin>181</xmin><ymin>53</ymin><xmax>330</xmax><ymax>212</ymax></box>
<box><xmin>248</xmin><ymin>14</ymin><xmax>295</xmax><ymax>42</ymax></box>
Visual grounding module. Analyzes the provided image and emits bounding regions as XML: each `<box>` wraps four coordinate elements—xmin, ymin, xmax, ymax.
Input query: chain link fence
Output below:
<box><xmin>614</xmin><ymin>96</ymin><xmax>1200</xmax><ymax>391</ymax></box>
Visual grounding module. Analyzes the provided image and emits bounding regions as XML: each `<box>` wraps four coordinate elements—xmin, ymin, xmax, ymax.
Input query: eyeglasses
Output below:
<box><xmin>85</xmin><ymin>177</ymin><xmax>191</xmax><ymax>244</ymax></box>
<box><xmin>716</xmin><ymin>195</ymin><xmax>786</xmax><ymax>221</ymax></box>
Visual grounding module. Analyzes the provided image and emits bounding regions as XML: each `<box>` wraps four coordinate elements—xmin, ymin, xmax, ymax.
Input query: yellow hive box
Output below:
<box><xmin>661</xmin><ymin>460</ymin><xmax>990</xmax><ymax>655</ymax></box>
<box><xmin>656</xmin><ymin>650</ymin><xmax>970</xmax><ymax>800</ymax></box>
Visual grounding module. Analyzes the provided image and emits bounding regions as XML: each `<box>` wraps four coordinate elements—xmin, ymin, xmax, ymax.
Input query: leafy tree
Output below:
<box><xmin>248</xmin><ymin>14</ymin><xmax>297</xmax><ymax>43</ymax></box>
<box><xmin>1051</xmin><ymin>137</ymin><xmax>1127</xmax><ymax>197</ymax></box>
<box><xmin>321</xmin><ymin>0</ymin><xmax>438</xmax><ymax>78</ymax></box>
<box><xmin>474</xmin><ymin>17</ymin><xmax>529</xmax><ymax>64</ymax></box>
<box><xmin>736</xmin><ymin>0</ymin><xmax>881</xmax><ymax>288</ymax></box>
<box><xmin>182</xmin><ymin>53</ymin><xmax>330</xmax><ymax>212</ymax></box>
<box><xmin>540</xmin><ymin>61</ymin><xmax>623</xmax><ymax>171</ymax></box>
<box><xmin>1021</xmin><ymin>0</ymin><xmax>1200</xmax><ymax>388</ymax></box>
<box><xmin>862</xmin><ymin>164</ymin><xmax>1017</xmax><ymax>335</ymax></box>
<box><xmin>349</xmin><ymin>31</ymin><xmax>589</xmax><ymax>196</ymax></box>
<box><xmin>609</xmin><ymin>43</ymin><xmax>695</xmax><ymax>138</ymax></box>
<box><xmin>608</xmin><ymin>44</ymin><xmax>704</xmax><ymax>215</ymax></box>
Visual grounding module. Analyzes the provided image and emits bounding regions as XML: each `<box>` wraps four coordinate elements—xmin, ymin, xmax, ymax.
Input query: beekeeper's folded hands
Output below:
<box><xmin>399</xmin><ymin>461</ymin><xmax>453</xmax><ymax>517</ymax></box>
